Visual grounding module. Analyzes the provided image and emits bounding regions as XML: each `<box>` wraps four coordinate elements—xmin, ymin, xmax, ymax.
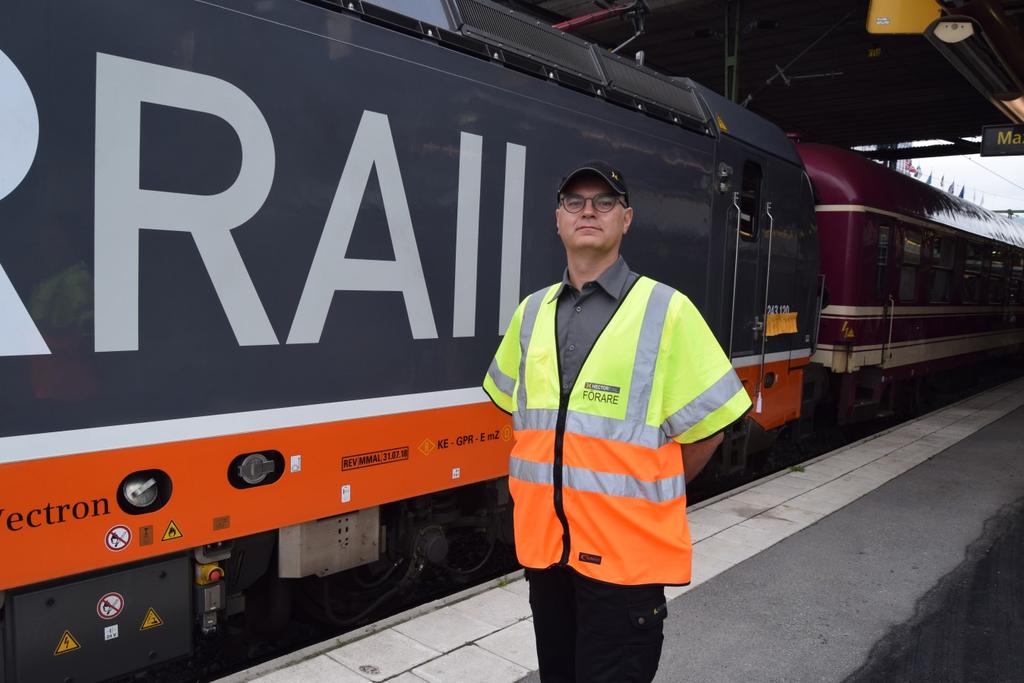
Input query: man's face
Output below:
<box><xmin>555</xmin><ymin>175</ymin><xmax>633</xmax><ymax>257</ymax></box>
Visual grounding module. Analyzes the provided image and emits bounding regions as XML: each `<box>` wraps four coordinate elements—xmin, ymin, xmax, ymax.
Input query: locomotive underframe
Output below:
<box><xmin>0</xmin><ymin>478</ymin><xmax>511</xmax><ymax>683</ymax></box>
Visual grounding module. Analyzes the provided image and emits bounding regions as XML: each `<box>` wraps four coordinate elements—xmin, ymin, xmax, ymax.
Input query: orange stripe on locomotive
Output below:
<box><xmin>0</xmin><ymin>402</ymin><xmax>511</xmax><ymax>590</ymax></box>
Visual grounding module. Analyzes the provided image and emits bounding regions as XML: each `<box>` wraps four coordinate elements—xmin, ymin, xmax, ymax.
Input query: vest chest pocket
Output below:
<box><xmin>527</xmin><ymin>344</ymin><xmax>554</xmax><ymax>364</ymax></box>
<box><xmin>524</xmin><ymin>345</ymin><xmax>560</xmax><ymax>399</ymax></box>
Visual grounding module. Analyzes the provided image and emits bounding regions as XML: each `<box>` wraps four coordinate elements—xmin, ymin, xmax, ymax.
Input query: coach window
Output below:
<box><xmin>875</xmin><ymin>225</ymin><xmax>890</xmax><ymax>300</ymax></box>
<box><xmin>899</xmin><ymin>228</ymin><xmax>921</xmax><ymax>301</ymax></box>
<box><xmin>928</xmin><ymin>234</ymin><xmax>955</xmax><ymax>302</ymax></box>
<box><xmin>738</xmin><ymin>161</ymin><xmax>762</xmax><ymax>241</ymax></box>
<box><xmin>990</xmin><ymin>248</ymin><xmax>1007</xmax><ymax>303</ymax></box>
<box><xmin>963</xmin><ymin>242</ymin><xmax>984</xmax><ymax>303</ymax></box>
<box><xmin>1010</xmin><ymin>253</ymin><xmax>1024</xmax><ymax>304</ymax></box>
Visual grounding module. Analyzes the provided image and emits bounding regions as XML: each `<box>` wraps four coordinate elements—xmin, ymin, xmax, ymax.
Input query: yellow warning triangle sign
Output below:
<box><xmin>161</xmin><ymin>520</ymin><xmax>183</xmax><ymax>542</ymax></box>
<box><xmin>54</xmin><ymin>630</ymin><xmax>81</xmax><ymax>655</ymax></box>
<box><xmin>140</xmin><ymin>607</ymin><xmax>164</xmax><ymax>631</ymax></box>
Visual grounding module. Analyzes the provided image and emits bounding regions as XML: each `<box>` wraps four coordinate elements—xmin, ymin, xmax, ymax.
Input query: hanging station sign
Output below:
<box><xmin>981</xmin><ymin>124</ymin><xmax>1024</xmax><ymax>156</ymax></box>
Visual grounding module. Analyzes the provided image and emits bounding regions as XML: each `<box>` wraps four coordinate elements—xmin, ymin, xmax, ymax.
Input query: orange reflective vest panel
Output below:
<box><xmin>483</xmin><ymin>276</ymin><xmax>751</xmax><ymax>586</ymax></box>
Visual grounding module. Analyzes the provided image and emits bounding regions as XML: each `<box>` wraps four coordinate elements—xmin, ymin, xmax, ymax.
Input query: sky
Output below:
<box><xmin>890</xmin><ymin>140</ymin><xmax>1024</xmax><ymax>215</ymax></box>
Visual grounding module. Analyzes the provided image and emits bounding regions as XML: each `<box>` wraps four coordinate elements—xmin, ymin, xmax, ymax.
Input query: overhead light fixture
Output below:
<box><xmin>1004</xmin><ymin>96</ymin><xmax>1024</xmax><ymax>121</ymax></box>
<box><xmin>930</xmin><ymin>19</ymin><xmax>973</xmax><ymax>43</ymax></box>
<box><xmin>925</xmin><ymin>15</ymin><xmax>1024</xmax><ymax>123</ymax></box>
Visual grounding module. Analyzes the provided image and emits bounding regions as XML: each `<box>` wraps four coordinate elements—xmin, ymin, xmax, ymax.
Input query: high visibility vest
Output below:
<box><xmin>483</xmin><ymin>276</ymin><xmax>751</xmax><ymax>585</ymax></box>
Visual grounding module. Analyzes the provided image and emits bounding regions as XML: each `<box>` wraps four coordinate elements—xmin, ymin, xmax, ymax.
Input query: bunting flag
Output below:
<box><xmin>941</xmin><ymin>174</ymin><xmax>945</xmax><ymax>186</ymax></box>
<box><xmin>948</xmin><ymin>182</ymin><xmax>955</xmax><ymax>193</ymax></box>
<box><xmin>926</xmin><ymin>171</ymin><xmax>933</xmax><ymax>185</ymax></box>
<box><xmin>959</xmin><ymin>185</ymin><xmax>965</xmax><ymax>199</ymax></box>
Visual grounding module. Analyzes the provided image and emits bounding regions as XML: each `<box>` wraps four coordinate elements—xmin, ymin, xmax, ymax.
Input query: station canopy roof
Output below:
<box><xmin>498</xmin><ymin>0</ymin><xmax>1024</xmax><ymax>158</ymax></box>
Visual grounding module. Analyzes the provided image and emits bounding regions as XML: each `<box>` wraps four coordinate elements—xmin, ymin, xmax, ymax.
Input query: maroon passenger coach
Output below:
<box><xmin>798</xmin><ymin>143</ymin><xmax>1024</xmax><ymax>424</ymax></box>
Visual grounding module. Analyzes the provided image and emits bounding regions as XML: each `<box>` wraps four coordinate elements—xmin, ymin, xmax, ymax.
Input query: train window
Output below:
<box><xmin>902</xmin><ymin>230</ymin><xmax>922</xmax><ymax>265</ymax></box>
<box><xmin>1012</xmin><ymin>253</ymin><xmax>1023</xmax><ymax>278</ymax></box>
<box><xmin>1010</xmin><ymin>280</ymin><xmax>1022</xmax><ymax>304</ymax></box>
<box><xmin>928</xmin><ymin>234</ymin><xmax>954</xmax><ymax>303</ymax></box>
<box><xmin>738</xmin><ymin>161</ymin><xmax>762</xmax><ymax>241</ymax></box>
<box><xmin>899</xmin><ymin>266</ymin><xmax>917</xmax><ymax>301</ymax></box>
<box><xmin>991</xmin><ymin>249</ymin><xmax>1007</xmax><ymax>275</ymax></box>
<box><xmin>929</xmin><ymin>270</ymin><xmax>951</xmax><ymax>302</ymax></box>
<box><xmin>965</xmin><ymin>243</ymin><xmax>984</xmax><ymax>273</ymax></box>
<box><xmin>898</xmin><ymin>229</ymin><xmax>920</xmax><ymax>301</ymax></box>
<box><xmin>931</xmin><ymin>235</ymin><xmax>956</xmax><ymax>269</ymax></box>
<box><xmin>963</xmin><ymin>274</ymin><xmax>980</xmax><ymax>303</ymax></box>
<box><xmin>875</xmin><ymin>226</ymin><xmax>890</xmax><ymax>299</ymax></box>
<box><xmin>989</xmin><ymin>277</ymin><xmax>1006</xmax><ymax>304</ymax></box>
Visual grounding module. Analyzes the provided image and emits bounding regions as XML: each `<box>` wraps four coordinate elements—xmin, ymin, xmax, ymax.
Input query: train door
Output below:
<box><xmin>712</xmin><ymin>150</ymin><xmax>770</xmax><ymax>472</ymax></box>
<box><xmin>725</xmin><ymin>157</ymin><xmax>768</xmax><ymax>361</ymax></box>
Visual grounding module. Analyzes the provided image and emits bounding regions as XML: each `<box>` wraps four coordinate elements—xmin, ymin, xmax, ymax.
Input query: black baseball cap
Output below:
<box><xmin>557</xmin><ymin>161</ymin><xmax>629</xmax><ymax>205</ymax></box>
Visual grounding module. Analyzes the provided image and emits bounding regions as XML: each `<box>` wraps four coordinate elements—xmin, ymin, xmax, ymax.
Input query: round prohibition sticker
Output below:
<box><xmin>105</xmin><ymin>525</ymin><xmax>132</xmax><ymax>551</ymax></box>
<box><xmin>97</xmin><ymin>592</ymin><xmax>125</xmax><ymax>620</ymax></box>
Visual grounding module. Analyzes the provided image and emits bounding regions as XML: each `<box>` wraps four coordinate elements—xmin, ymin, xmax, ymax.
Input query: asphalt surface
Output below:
<box><xmin>846</xmin><ymin>496</ymin><xmax>1024</xmax><ymax>683</ymax></box>
<box><xmin>520</xmin><ymin>404</ymin><xmax>1024</xmax><ymax>683</ymax></box>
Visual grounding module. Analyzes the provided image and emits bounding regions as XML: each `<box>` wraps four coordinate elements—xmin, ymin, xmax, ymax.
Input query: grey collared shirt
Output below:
<box><xmin>550</xmin><ymin>256</ymin><xmax>639</xmax><ymax>394</ymax></box>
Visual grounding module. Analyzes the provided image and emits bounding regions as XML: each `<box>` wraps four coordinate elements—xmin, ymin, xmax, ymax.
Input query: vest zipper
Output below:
<box><xmin>553</xmin><ymin>389</ymin><xmax>572</xmax><ymax>565</ymax></box>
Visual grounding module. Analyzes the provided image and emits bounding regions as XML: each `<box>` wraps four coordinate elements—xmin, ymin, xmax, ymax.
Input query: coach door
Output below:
<box><xmin>726</xmin><ymin>158</ymin><xmax>768</xmax><ymax>361</ymax></box>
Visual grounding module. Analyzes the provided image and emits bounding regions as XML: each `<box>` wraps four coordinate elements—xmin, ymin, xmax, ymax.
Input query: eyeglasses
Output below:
<box><xmin>559</xmin><ymin>193</ymin><xmax>626</xmax><ymax>213</ymax></box>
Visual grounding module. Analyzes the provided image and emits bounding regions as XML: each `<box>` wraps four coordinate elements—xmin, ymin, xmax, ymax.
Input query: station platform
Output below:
<box><xmin>218</xmin><ymin>377</ymin><xmax>1024</xmax><ymax>683</ymax></box>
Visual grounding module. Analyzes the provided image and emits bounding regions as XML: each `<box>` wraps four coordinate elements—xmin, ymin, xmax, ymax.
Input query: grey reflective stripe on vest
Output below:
<box><xmin>566</xmin><ymin>411</ymin><xmax>664</xmax><ymax>449</ymax></box>
<box><xmin>509</xmin><ymin>456</ymin><xmax>685</xmax><ymax>503</ymax></box>
<box><xmin>661</xmin><ymin>368</ymin><xmax>745</xmax><ymax>438</ymax></box>
<box><xmin>566</xmin><ymin>463</ymin><xmax>685</xmax><ymax>503</ymax></box>
<box><xmin>515</xmin><ymin>290</ymin><xmax>547</xmax><ymax>422</ymax></box>
<box><xmin>518</xmin><ymin>408</ymin><xmax>665</xmax><ymax>448</ymax></box>
<box><xmin>487</xmin><ymin>358</ymin><xmax>516</xmax><ymax>396</ymax></box>
<box><xmin>516</xmin><ymin>407</ymin><xmax>558</xmax><ymax>431</ymax></box>
<box><xmin>625</xmin><ymin>282</ymin><xmax>673</xmax><ymax>425</ymax></box>
<box><xmin>508</xmin><ymin>456</ymin><xmax>553</xmax><ymax>485</ymax></box>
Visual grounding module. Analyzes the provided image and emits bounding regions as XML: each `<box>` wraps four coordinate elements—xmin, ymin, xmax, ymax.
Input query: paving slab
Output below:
<box><xmin>686</xmin><ymin>507</ymin><xmax>749</xmax><ymax>536</ymax></box>
<box><xmin>326</xmin><ymin>630</ymin><xmax>439</xmax><ymax>682</ymax></box>
<box><xmin>703</xmin><ymin>496</ymin><xmax>773</xmax><ymax>520</ymax></box>
<box><xmin>499</xmin><ymin>577</ymin><xmax>530</xmax><ymax>599</ymax></box>
<box><xmin>692</xmin><ymin>534</ymin><xmax>762</xmax><ymax>565</ymax></box>
<box><xmin>251</xmin><ymin>655</ymin><xmax>369</xmax><ymax>683</ymax></box>
<box><xmin>392</xmin><ymin>606</ymin><xmax>499</xmax><ymax>654</ymax></box>
<box><xmin>759</xmin><ymin>502</ymin><xmax>827</xmax><ymax>526</ymax></box>
<box><xmin>750</xmin><ymin>476</ymin><xmax>820</xmax><ymax>497</ymax></box>
<box><xmin>412</xmin><ymin>645</ymin><xmax>528</xmax><ymax>683</ymax></box>
<box><xmin>735</xmin><ymin>514</ymin><xmax>804</xmax><ymax>539</ymax></box>
<box><xmin>449</xmin><ymin>587</ymin><xmax>532</xmax><ymax>629</ymax></box>
<box><xmin>476</xmin><ymin>620</ymin><xmax>539</xmax><ymax>670</ymax></box>
<box><xmin>713</xmin><ymin>523</ymin><xmax>785</xmax><ymax>551</ymax></box>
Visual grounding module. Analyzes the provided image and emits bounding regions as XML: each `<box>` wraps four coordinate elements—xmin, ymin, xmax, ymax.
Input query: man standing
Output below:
<box><xmin>483</xmin><ymin>162</ymin><xmax>751</xmax><ymax>682</ymax></box>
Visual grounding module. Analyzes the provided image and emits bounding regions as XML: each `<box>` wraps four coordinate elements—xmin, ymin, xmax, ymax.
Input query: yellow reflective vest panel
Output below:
<box><xmin>483</xmin><ymin>276</ymin><xmax>751</xmax><ymax>585</ymax></box>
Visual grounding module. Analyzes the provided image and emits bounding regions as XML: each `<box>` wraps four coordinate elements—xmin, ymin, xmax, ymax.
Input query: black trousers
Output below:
<box><xmin>526</xmin><ymin>566</ymin><xmax>668</xmax><ymax>683</ymax></box>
